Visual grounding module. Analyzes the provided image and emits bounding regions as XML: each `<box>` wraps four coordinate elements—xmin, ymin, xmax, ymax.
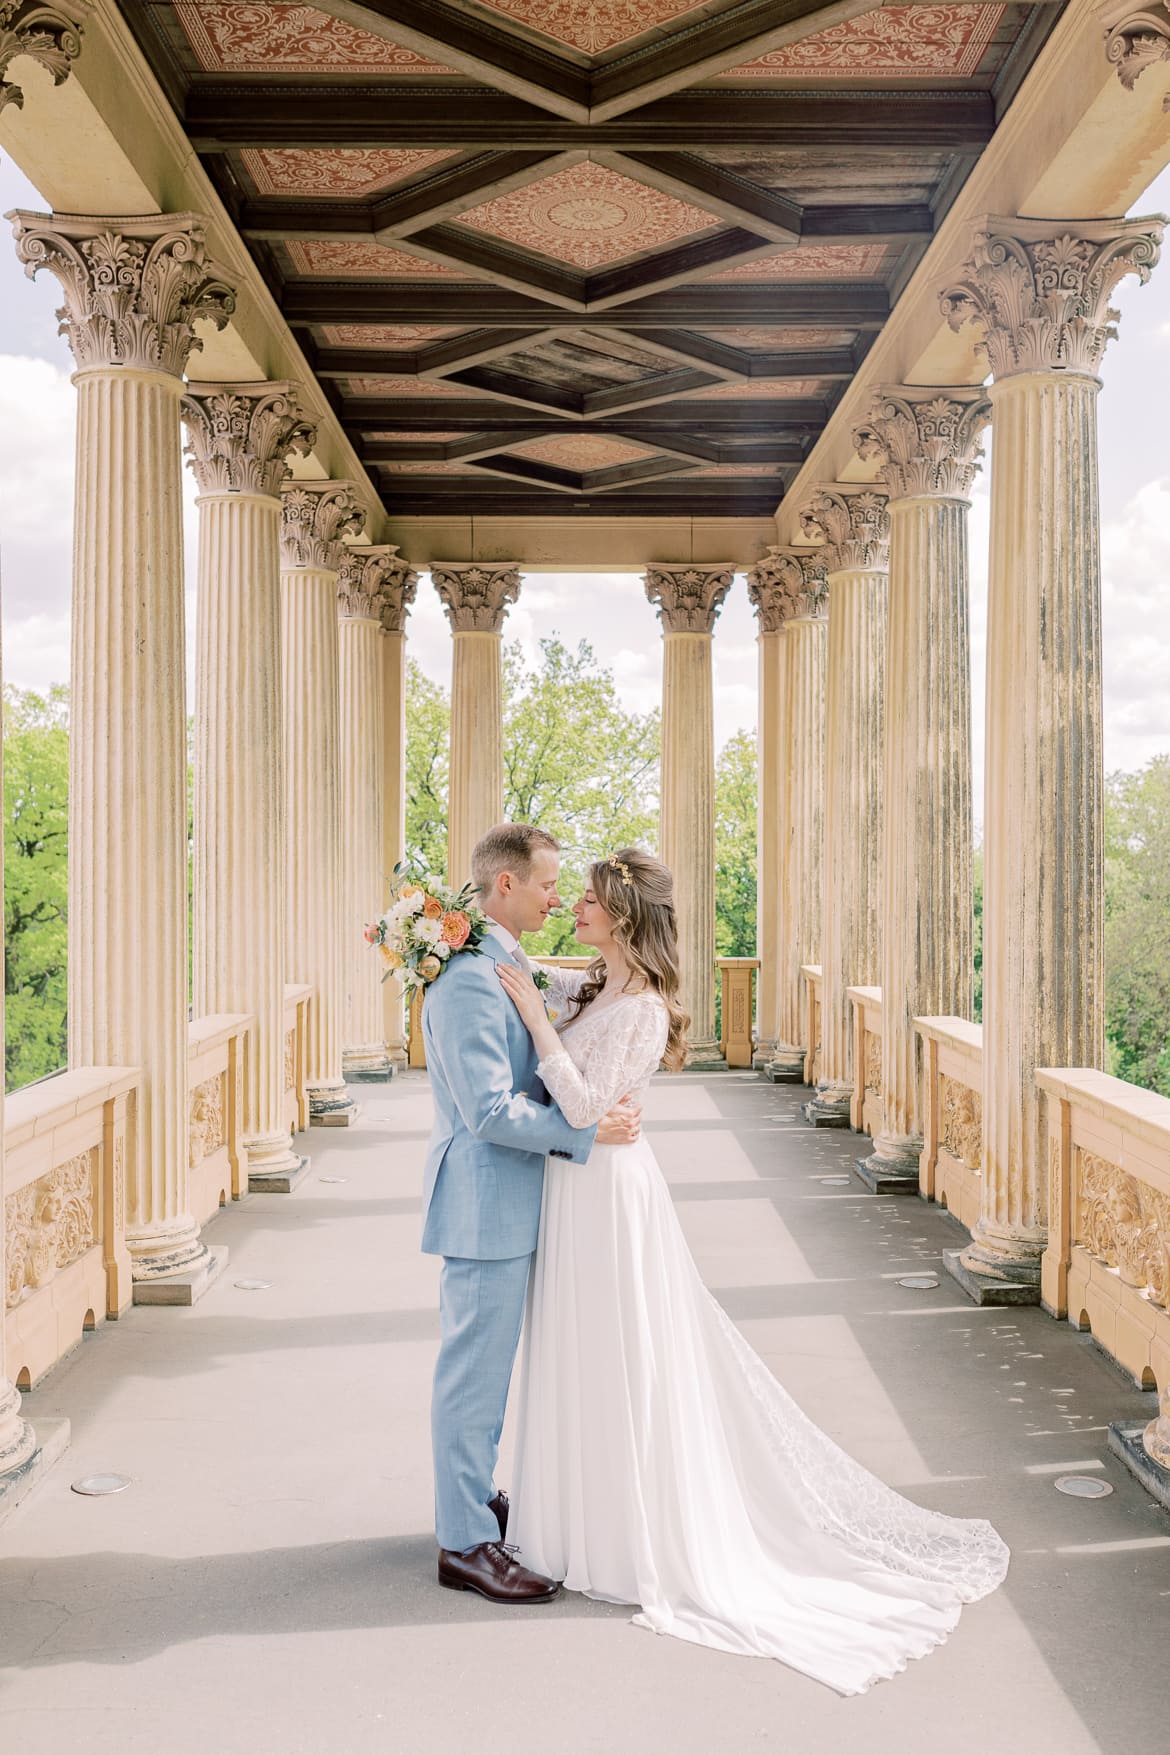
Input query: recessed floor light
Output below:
<box><xmin>234</xmin><ymin>1278</ymin><xmax>272</xmax><ymax>1291</ymax></box>
<box><xmin>897</xmin><ymin>1275</ymin><xmax>940</xmax><ymax>1290</ymax></box>
<box><xmin>72</xmin><ymin>1473</ymin><xmax>131</xmax><ymax>1496</ymax></box>
<box><xmin>1054</xmin><ymin>1475</ymin><xmax>1114</xmax><ymax>1498</ymax></box>
<box><xmin>318</xmin><ymin>1176</ymin><xmax>348</xmax><ymax>1184</ymax></box>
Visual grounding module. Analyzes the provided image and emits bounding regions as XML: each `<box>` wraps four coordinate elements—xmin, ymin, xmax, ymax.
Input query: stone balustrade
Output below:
<box><xmin>1038</xmin><ymin>1068</ymin><xmax>1170</xmax><ymax>1481</ymax></box>
<box><xmin>717</xmin><ymin>958</ymin><xmax>759</xmax><ymax>1068</ymax></box>
<box><xmin>914</xmin><ymin>1017</ymin><xmax>984</xmax><ymax>1227</ymax></box>
<box><xmin>186</xmin><ymin>1014</ymin><xmax>251</xmax><ymax>1223</ymax></box>
<box><xmin>282</xmin><ymin>983</ymin><xmax>313</xmax><ymax>1137</ymax></box>
<box><xmin>5</xmin><ymin>1068</ymin><xmax>137</xmax><ymax>1390</ymax></box>
<box><xmin>846</xmin><ymin>986</ymin><xmax>884</xmax><ymax>1137</ymax></box>
<box><xmin>799</xmin><ymin>966</ymin><xmax>823</xmax><ymax>1088</ymax></box>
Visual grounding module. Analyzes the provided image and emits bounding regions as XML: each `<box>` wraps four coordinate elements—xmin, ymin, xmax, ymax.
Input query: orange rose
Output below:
<box><xmin>423</xmin><ymin>896</ymin><xmax>443</xmax><ymax>919</ymax></box>
<box><xmin>441</xmin><ymin>910</ymin><xmax>471</xmax><ymax>949</ymax></box>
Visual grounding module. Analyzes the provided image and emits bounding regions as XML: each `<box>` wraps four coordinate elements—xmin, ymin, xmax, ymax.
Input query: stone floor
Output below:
<box><xmin>2</xmin><ymin>1070</ymin><xmax>1169</xmax><ymax>1753</ymax></box>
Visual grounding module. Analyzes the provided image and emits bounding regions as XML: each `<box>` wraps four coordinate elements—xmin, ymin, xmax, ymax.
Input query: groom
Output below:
<box><xmin>421</xmin><ymin>822</ymin><xmax>640</xmax><ymax>1603</ymax></box>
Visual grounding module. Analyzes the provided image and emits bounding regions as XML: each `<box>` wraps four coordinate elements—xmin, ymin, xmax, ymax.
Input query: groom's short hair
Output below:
<box><xmin>472</xmin><ymin>822</ymin><xmax>560</xmax><ymax>896</ymax></box>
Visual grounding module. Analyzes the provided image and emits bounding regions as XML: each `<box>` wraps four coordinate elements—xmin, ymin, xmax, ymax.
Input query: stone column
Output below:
<box><xmin>281</xmin><ymin>479</ymin><xmax>367</xmax><ymax>1125</ymax></box>
<box><xmin>850</xmin><ymin>388</ymin><xmax>989</xmax><ymax>1190</ymax></box>
<box><xmin>380</xmin><ymin>559</ymin><xmax>418</xmax><ymax>1067</ymax></box>
<box><xmin>337</xmin><ymin>546</ymin><xmax>417</xmax><ymax>1081</ymax></box>
<box><xmin>748</xmin><ymin>550</ymin><xmax>829</xmax><ymax>1082</ymax></box>
<box><xmin>183</xmin><ymin>381</ymin><xmax>317</xmax><ymax>1192</ymax></box>
<box><xmin>432</xmin><ymin>564</ymin><xmax>520</xmax><ymax>889</ymax></box>
<box><xmin>11</xmin><ymin>211</ymin><xmax>234</xmax><ymax>1298</ymax></box>
<box><xmin>746</xmin><ymin>555</ymin><xmax>786</xmax><ymax>1062</ymax></box>
<box><xmin>940</xmin><ymin>212</ymin><xmax>1163</xmax><ymax>1299</ymax></box>
<box><xmin>643</xmin><ymin>566</ymin><xmax>734</xmax><ymax>1059</ymax></box>
<box><xmin>0</xmin><ymin>0</ymin><xmax>90</xmax><ymax>114</ymax></box>
<box><xmin>797</xmin><ymin>487</ymin><xmax>889</xmax><ymax>1126</ymax></box>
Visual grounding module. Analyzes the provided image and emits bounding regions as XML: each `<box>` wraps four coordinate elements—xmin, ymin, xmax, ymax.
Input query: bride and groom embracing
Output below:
<box><xmin>419</xmin><ymin>822</ymin><xmax>1009</xmax><ymax>1696</ymax></box>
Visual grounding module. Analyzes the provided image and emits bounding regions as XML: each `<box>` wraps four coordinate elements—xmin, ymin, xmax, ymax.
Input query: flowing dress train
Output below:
<box><xmin>509</xmin><ymin>972</ymin><xmax>1009</xmax><ymax>1697</ymax></box>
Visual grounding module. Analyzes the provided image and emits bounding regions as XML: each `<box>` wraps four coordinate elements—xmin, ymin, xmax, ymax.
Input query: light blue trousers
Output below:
<box><xmin>432</xmin><ymin>1253</ymin><xmax>532</xmax><ymax>1553</ymax></box>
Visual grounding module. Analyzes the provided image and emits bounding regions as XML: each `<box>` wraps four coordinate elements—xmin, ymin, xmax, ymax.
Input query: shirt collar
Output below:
<box><xmin>486</xmin><ymin>919</ymin><xmax>520</xmax><ymax>957</ymax></box>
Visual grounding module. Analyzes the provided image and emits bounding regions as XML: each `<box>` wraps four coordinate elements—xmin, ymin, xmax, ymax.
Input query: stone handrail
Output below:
<box><xmin>914</xmin><ymin>1016</ymin><xmax>984</xmax><ymax>1221</ymax></box>
<box><xmin>5</xmin><ymin>1066</ymin><xmax>138</xmax><ymax>1390</ymax></box>
<box><xmin>717</xmin><ymin>958</ymin><xmax>760</xmax><ymax>1067</ymax></box>
<box><xmin>800</xmin><ymin>965</ymin><xmax>823</xmax><ymax>1087</ymax></box>
<box><xmin>1037</xmin><ymin>1066</ymin><xmax>1170</xmax><ymax>1468</ymax></box>
<box><xmin>283</xmin><ymin>982</ymin><xmax>313</xmax><ymax>1135</ymax></box>
<box><xmin>846</xmin><ymin>985</ymin><xmax>883</xmax><ymax>1135</ymax></box>
<box><xmin>187</xmin><ymin>1014</ymin><xmax>252</xmax><ymax>1221</ymax></box>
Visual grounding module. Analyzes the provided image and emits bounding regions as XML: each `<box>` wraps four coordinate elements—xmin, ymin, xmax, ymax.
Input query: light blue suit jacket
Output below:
<box><xmin>420</xmin><ymin>933</ymin><xmax>597</xmax><ymax>1260</ymax></box>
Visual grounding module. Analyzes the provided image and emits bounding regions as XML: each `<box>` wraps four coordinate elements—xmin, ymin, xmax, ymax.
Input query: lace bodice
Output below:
<box><xmin>535</xmin><ymin>969</ymin><xmax>668</xmax><ymax>1131</ymax></box>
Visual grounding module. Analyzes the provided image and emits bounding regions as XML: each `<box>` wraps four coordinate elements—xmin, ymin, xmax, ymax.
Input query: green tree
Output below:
<box><xmin>4</xmin><ymin>684</ymin><xmax>69</xmax><ymax>1090</ymax></box>
<box><xmin>404</xmin><ymin>658</ymin><xmax>450</xmax><ymax>882</ymax></box>
<box><xmin>1104</xmin><ymin>754</ymin><xmax>1170</xmax><ymax>1095</ymax></box>
<box><xmin>714</xmin><ymin>727</ymin><xmax>757</xmax><ymax>959</ymax></box>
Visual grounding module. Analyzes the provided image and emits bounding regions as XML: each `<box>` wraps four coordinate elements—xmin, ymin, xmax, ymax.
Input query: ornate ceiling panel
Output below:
<box><xmin>508</xmin><ymin>435</ymin><xmax>659</xmax><ymax>469</ymax></box>
<box><xmin>174</xmin><ymin>4</ymin><xmax>460</xmax><ymax>73</ymax></box>
<box><xmin>699</xmin><ymin>325</ymin><xmax>855</xmax><ymax>348</ymax></box>
<box><xmin>719</xmin><ymin>5</ymin><xmax>1006</xmax><ymax>79</ymax></box>
<box><xmin>285</xmin><ymin>241</ymin><xmax>472</xmax><ymax>278</ymax></box>
<box><xmin>241</xmin><ymin>148</ymin><xmax>461</xmax><ymax>199</ymax></box>
<box><xmin>454</xmin><ymin>161</ymin><xmax>720</xmax><ymax>268</ymax></box>
<box><xmin>698</xmin><ymin>379</ymin><xmax>825</xmax><ymax>398</ymax></box>
<box><xmin>322</xmin><ymin>323</ymin><xmax>468</xmax><ymax>346</ymax></box>
<box><xmin>702</xmin><ymin>244</ymin><xmax>889</xmax><ymax>280</ymax></box>
<box><xmin>471</xmin><ymin>0</ymin><xmax>721</xmax><ymax>56</ymax></box>
<box><xmin>344</xmin><ymin>376</ymin><xmax>492</xmax><ymax>396</ymax></box>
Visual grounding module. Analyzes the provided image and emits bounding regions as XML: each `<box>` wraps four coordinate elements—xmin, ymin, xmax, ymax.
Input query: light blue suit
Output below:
<box><xmin>422</xmin><ymin>931</ymin><xmax>596</xmax><ymax>1552</ymax></box>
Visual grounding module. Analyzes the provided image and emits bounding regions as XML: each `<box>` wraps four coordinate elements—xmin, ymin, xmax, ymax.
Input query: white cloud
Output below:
<box><xmin>0</xmin><ymin>355</ymin><xmax>75</xmax><ymax>644</ymax></box>
<box><xmin>1101</xmin><ymin>475</ymin><xmax>1170</xmax><ymax>772</ymax></box>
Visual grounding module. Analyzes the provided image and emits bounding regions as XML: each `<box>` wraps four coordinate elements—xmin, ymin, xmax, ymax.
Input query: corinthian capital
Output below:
<box><xmin>9</xmin><ymin>209</ymin><xmax>235</xmax><ymax>377</ymax></box>
<box><xmin>1103</xmin><ymin>0</ymin><xmax>1170</xmax><ymax>90</ymax></box>
<box><xmin>746</xmin><ymin>549</ymin><xmax>828</xmax><ymax>631</ymax></box>
<box><xmin>853</xmin><ymin>386</ymin><xmax>990</xmax><ymax>502</ymax></box>
<box><xmin>279</xmin><ymin>480</ymin><xmax>366</xmax><ymax>571</ymax></box>
<box><xmin>939</xmin><ymin>214</ymin><xmax>1164</xmax><ymax>380</ymax></box>
<box><xmin>432</xmin><ymin>563</ymin><xmax>521</xmax><ymax>633</ymax></box>
<box><xmin>644</xmin><ymin>564</ymin><xmax>734</xmax><ymax>633</ymax></box>
<box><xmin>337</xmin><ymin>545</ymin><xmax>418</xmax><ymax>627</ymax></box>
<box><xmin>182</xmin><ymin>382</ymin><xmax>317</xmax><ymax>498</ymax></box>
<box><xmin>799</xmin><ymin>485</ymin><xmax>889</xmax><ymax>573</ymax></box>
<box><xmin>0</xmin><ymin>0</ymin><xmax>91</xmax><ymax>115</ymax></box>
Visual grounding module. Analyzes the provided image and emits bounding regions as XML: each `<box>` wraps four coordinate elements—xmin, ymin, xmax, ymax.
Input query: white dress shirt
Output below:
<box><xmin>487</xmin><ymin>919</ymin><xmax>532</xmax><ymax>973</ymax></box>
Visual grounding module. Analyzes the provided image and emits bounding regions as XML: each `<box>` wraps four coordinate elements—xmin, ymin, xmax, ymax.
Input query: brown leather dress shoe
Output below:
<box><xmin>438</xmin><ymin>1542</ymin><xmax>560</xmax><ymax>1604</ymax></box>
<box><xmin>488</xmin><ymin>1490</ymin><xmax>509</xmax><ymax>1542</ymax></box>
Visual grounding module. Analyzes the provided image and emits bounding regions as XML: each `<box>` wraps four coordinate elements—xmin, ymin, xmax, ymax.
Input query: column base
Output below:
<box><xmin>943</xmin><ymin>1246</ymin><xmax>1041</xmax><ymax>1307</ymax></box>
<box><xmin>244</xmin><ymin>1130</ymin><xmax>309</xmax><ymax>1187</ymax></box>
<box><xmin>685</xmin><ymin>1039</ymin><xmax>726</xmax><ymax>1069</ymax></box>
<box><xmin>127</xmin><ymin>1217</ymin><xmax>211</xmax><ymax>1284</ymax></box>
<box><xmin>385</xmin><ymin>1045</ymin><xmax>408</xmax><ymax>1071</ymax></box>
<box><xmin>854</xmin><ymin>1151</ymin><xmax>921</xmax><ymax>1195</ymax></box>
<box><xmin>132</xmin><ymin>1244</ymin><xmax>228</xmax><ymax>1307</ymax></box>
<box><xmin>802</xmin><ymin>1083</ymin><xmax>852</xmax><ymax>1128</ymax></box>
<box><xmin>248</xmin><ymin>1156</ymin><xmax>311</xmax><ymax>1195</ymax></box>
<box><xmin>765</xmin><ymin>1045</ymin><xmax>808</xmax><ymax>1084</ymax></box>
<box><xmin>309</xmin><ymin>1086</ymin><xmax>360</xmax><ymax>1127</ymax></box>
<box><xmin>342</xmin><ymin>1045</ymin><xmax>395</xmax><ymax>1083</ymax></box>
<box><xmin>1109</xmin><ymin>1422</ymin><xmax>1170</xmax><ymax>1512</ymax></box>
<box><xmin>0</xmin><ymin>1416</ymin><xmax>70</xmax><ymax>1530</ymax></box>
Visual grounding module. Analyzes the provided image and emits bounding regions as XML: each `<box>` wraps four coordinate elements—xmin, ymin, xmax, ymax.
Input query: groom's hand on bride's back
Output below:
<box><xmin>596</xmin><ymin>1097</ymin><xmax>641</xmax><ymax>1146</ymax></box>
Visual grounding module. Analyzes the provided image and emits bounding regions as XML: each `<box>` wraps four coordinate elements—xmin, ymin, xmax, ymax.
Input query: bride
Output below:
<box><xmin>494</xmin><ymin>846</ymin><xmax>1009</xmax><ymax>1697</ymax></box>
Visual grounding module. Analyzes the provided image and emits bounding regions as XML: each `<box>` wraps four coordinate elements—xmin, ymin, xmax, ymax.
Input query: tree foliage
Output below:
<box><xmin>1105</xmin><ymin>755</ymin><xmax>1170</xmax><ymax>1095</ymax></box>
<box><xmin>4</xmin><ymin>684</ymin><xmax>69</xmax><ymax>1090</ymax></box>
<box><xmin>714</xmin><ymin>728</ymin><xmax>757</xmax><ymax>959</ymax></box>
<box><xmin>404</xmin><ymin>658</ymin><xmax>450</xmax><ymax>882</ymax></box>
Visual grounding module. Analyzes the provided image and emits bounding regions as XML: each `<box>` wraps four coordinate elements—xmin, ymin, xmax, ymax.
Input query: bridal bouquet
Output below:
<box><xmin>365</xmin><ymin>864</ymin><xmax>489</xmax><ymax>993</ymax></box>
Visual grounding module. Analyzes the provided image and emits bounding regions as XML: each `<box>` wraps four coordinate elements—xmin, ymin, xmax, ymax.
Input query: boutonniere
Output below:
<box><xmin>532</xmin><ymin>968</ymin><xmax>552</xmax><ymax>993</ymax></box>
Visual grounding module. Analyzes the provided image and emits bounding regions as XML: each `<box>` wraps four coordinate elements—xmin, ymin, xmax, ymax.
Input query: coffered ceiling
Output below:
<box><xmin>122</xmin><ymin>0</ymin><xmax>1065</xmax><ymax>522</ymax></box>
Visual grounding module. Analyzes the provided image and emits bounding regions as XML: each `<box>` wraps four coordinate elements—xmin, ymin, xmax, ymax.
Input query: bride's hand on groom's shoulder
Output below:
<box><xmin>496</xmin><ymin>960</ymin><xmax>551</xmax><ymax>1031</ymax></box>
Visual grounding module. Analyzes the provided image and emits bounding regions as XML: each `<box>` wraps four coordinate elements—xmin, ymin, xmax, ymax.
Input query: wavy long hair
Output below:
<box><xmin>567</xmin><ymin>847</ymin><xmax>689</xmax><ymax>1072</ymax></box>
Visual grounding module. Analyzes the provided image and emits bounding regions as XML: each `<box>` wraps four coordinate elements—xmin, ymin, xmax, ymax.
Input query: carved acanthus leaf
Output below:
<box><xmin>337</xmin><ymin>544</ymin><xmax>419</xmax><ymax>625</ymax></box>
<box><xmin>853</xmin><ymin>386</ymin><xmax>990</xmax><ymax>501</ymax></box>
<box><xmin>798</xmin><ymin>485</ymin><xmax>890</xmax><ymax>573</ymax></box>
<box><xmin>279</xmin><ymin>480</ymin><xmax>366</xmax><ymax>571</ymax></box>
<box><xmin>182</xmin><ymin>382</ymin><xmax>317</xmax><ymax>498</ymax></box>
<box><xmin>10</xmin><ymin>209</ymin><xmax>236</xmax><ymax>376</ymax></box>
<box><xmin>940</xmin><ymin>214</ymin><xmax>1164</xmax><ymax>380</ymax></box>
<box><xmin>643</xmin><ymin>565</ymin><xmax>734</xmax><ymax>633</ymax></box>
<box><xmin>1102</xmin><ymin>0</ymin><xmax>1170</xmax><ymax>91</ymax></box>
<box><xmin>432</xmin><ymin>563</ymin><xmax>521</xmax><ymax>633</ymax></box>
<box><xmin>746</xmin><ymin>547</ymin><xmax>828</xmax><ymax>630</ymax></box>
<box><xmin>0</xmin><ymin>0</ymin><xmax>90</xmax><ymax>115</ymax></box>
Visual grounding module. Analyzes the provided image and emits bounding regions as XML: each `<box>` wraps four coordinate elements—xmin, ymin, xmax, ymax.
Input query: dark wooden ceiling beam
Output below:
<box><xmin>593</xmin><ymin>149</ymin><xmax>802</xmax><ymax>243</ymax></box>
<box><xmin>282</xmin><ymin>283</ymin><xmax>889</xmax><ymax>326</ymax></box>
<box><xmin>187</xmin><ymin>88</ymin><xmax>995</xmax><ymax>153</ymax></box>
<box><xmin>351</xmin><ymin>405</ymin><xmax>822</xmax><ymax>435</ymax></box>
<box><xmin>375</xmin><ymin>484</ymin><xmax>790</xmax><ymax>516</ymax></box>
<box><xmin>374</xmin><ymin>149</ymin><xmax>575</xmax><ymax>238</ymax></box>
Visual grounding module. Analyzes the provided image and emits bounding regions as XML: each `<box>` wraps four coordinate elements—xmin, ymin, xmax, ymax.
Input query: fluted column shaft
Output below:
<box><xmin>661</xmin><ymin>631</ymin><xmax>718</xmax><ymax>1049</ymax></box>
<box><xmin>879</xmin><ymin>496</ymin><xmax>973</xmax><ymax>1161</ymax></box>
<box><xmin>193</xmin><ymin>491</ymin><xmax>302</xmax><ymax>1180</ymax></box>
<box><xmin>339</xmin><ymin>602</ymin><xmax>387</xmax><ymax>1076</ymax></box>
<box><xmin>777</xmin><ymin>613</ymin><xmax>827</xmax><ymax>1064</ymax></box>
<box><xmin>381</xmin><ymin>627</ymin><xmax>409</xmax><ymax>1063</ymax></box>
<box><xmin>755</xmin><ymin>626</ymin><xmax>784</xmax><ymax>1053</ymax></box>
<box><xmin>815</xmin><ymin>567</ymin><xmax>886</xmax><ymax>1114</ymax></box>
<box><xmin>449</xmin><ymin>632</ymin><xmax>504</xmax><ymax>889</ymax></box>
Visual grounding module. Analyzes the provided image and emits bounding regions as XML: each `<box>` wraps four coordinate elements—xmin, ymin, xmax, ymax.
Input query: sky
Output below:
<box><xmin>2</xmin><ymin>152</ymin><xmax>1169</xmax><ymax>821</ymax></box>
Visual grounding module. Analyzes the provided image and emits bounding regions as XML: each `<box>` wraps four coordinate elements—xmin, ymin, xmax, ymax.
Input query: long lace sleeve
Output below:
<box><xmin>537</xmin><ymin>996</ymin><xmax>668</xmax><ymax>1129</ymax></box>
<box><xmin>537</xmin><ymin>963</ymin><xmax>589</xmax><ymax>1018</ymax></box>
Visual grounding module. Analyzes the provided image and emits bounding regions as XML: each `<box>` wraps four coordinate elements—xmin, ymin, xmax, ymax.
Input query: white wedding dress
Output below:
<box><xmin>509</xmin><ymin>971</ymin><xmax>1009</xmax><ymax>1696</ymax></box>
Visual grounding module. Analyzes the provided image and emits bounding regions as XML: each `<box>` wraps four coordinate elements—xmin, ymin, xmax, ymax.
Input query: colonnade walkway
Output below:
<box><xmin>1</xmin><ymin>1070</ymin><xmax>1168</xmax><ymax>1752</ymax></box>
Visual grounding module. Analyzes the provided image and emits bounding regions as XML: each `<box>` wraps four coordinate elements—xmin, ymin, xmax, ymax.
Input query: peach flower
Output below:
<box><xmin>418</xmin><ymin>954</ymin><xmax>442</xmax><ymax>981</ymax></box>
<box><xmin>441</xmin><ymin>910</ymin><xmax>471</xmax><ymax>949</ymax></box>
<box><xmin>363</xmin><ymin>922</ymin><xmax>381</xmax><ymax>945</ymax></box>
<box><xmin>400</xmin><ymin>883</ymin><xmax>421</xmax><ymax>900</ymax></box>
<box><xmin>423</xmin><ymin>896</ymin><xmax>443</xmax><ymax>919</ymax></box>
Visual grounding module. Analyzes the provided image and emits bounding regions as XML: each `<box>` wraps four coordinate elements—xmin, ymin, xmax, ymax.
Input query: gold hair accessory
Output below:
<box><xmin>607</xmin><ymin>854</ymin><xmax>633</xmax><ymax>886</ymax></box>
